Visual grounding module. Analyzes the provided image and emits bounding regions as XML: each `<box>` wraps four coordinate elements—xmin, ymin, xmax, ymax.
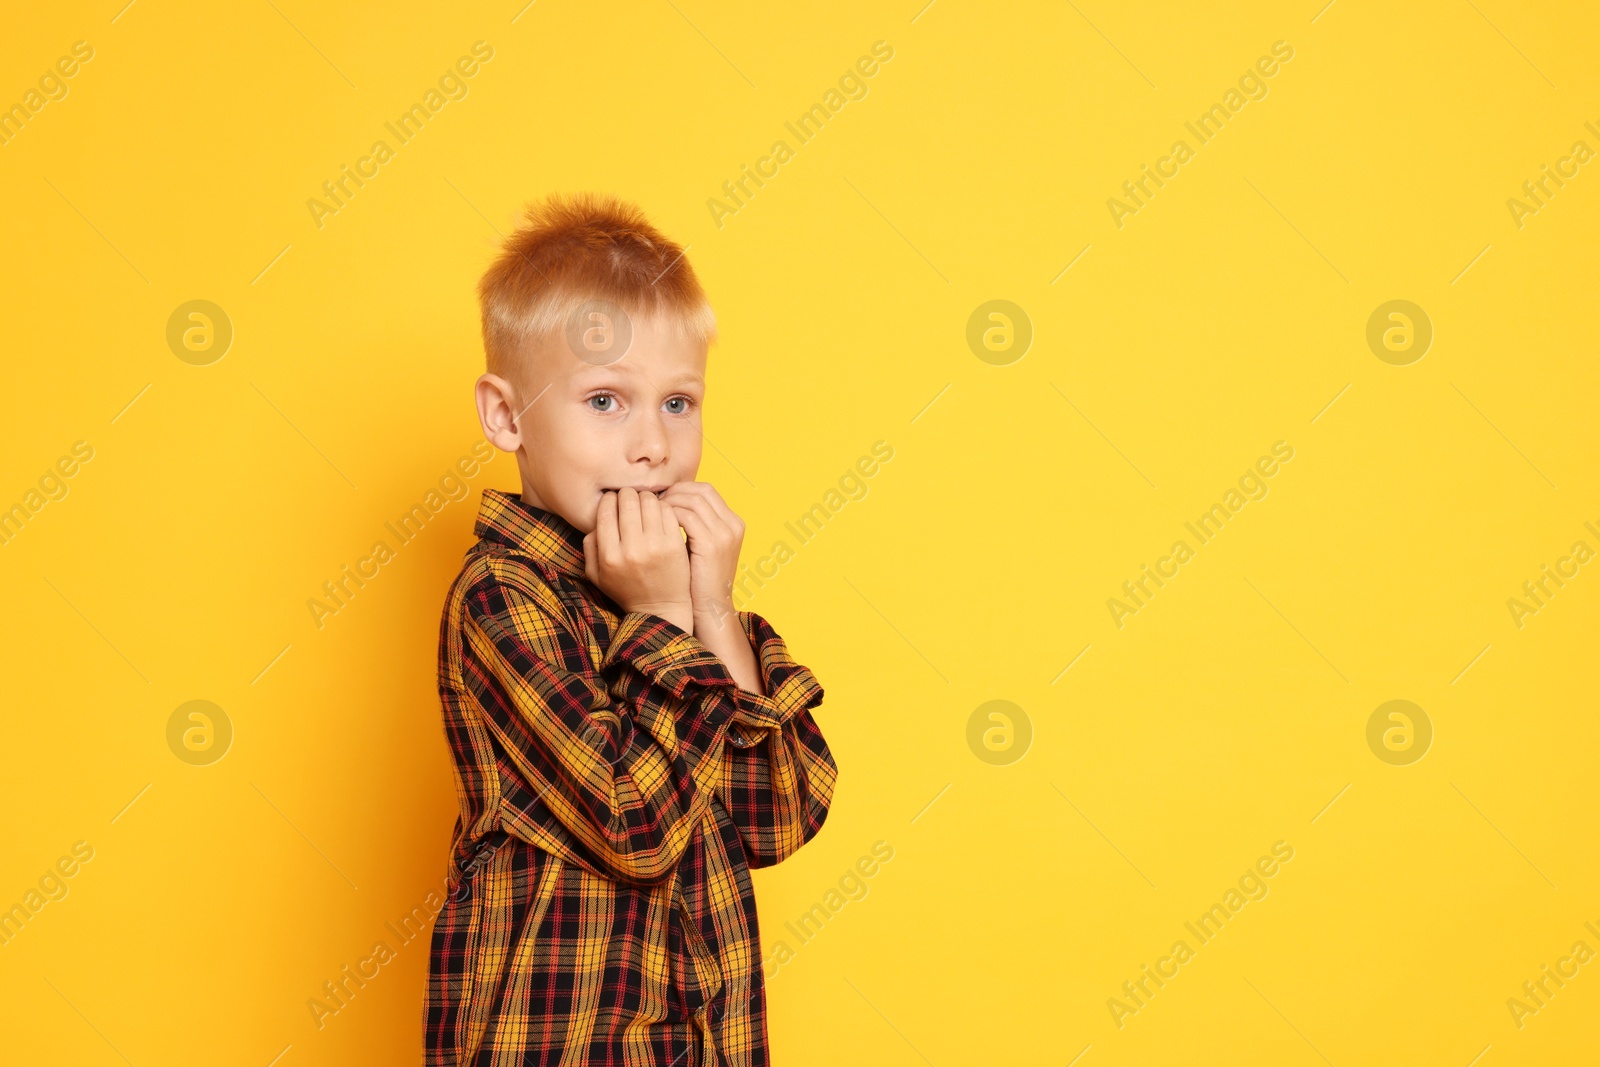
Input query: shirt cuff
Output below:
<box><xmin>724</xmin><ymin>610</ymin><xmax>826</xmax><ymax>737</ymax></box>
<box><xmin>602</xmin><ymin>610</ymin><xmax>742</xmax><ymax>702</ymax></box>
<box><xmin>601</xmin><ymin>609</ymin><xmax>826</xmax><ymax>747</ymax></box>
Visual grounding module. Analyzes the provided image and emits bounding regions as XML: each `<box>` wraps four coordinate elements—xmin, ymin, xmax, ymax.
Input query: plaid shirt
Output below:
<box><xmin>425</xmin><ymin>488</ymin><xmax>836</xmax><ymax>1066</ymax></box>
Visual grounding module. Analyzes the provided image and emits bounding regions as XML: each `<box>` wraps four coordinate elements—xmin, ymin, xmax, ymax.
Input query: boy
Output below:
<box><xmin>425</xmin><ymin>192</ymin><xmax>837</xmax><ymax>1066</ymax></box>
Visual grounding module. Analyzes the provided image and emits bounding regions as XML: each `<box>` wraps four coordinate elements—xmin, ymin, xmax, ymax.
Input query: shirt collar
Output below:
<box><xmin>474</xmin><ymin>488</ymin><xmax>587</xmax><ymax>580</ymax></box>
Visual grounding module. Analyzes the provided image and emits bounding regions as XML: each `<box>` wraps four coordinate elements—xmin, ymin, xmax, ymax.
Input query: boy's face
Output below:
<box><xmin>487</xmin><ymin>309</ymin><xmax>707</xmax><ymax>534</ymax></box>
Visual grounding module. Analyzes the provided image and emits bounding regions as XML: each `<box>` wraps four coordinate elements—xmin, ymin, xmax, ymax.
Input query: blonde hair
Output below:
<box><xmin>477</xmin><ymin>192</ymin><xmax>716</xmax><ymax>382</ymax></box>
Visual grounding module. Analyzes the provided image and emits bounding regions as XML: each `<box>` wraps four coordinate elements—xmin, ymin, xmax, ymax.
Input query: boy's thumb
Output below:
<box><xmin>582</xmin><ymin>532</ymin><xmax>596</xmax><ymax>583</ymax></box>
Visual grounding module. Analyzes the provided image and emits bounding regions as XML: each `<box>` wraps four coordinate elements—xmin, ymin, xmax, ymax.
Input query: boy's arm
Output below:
<box><xmin>689</xmin><ymin>598</ymin><xmax>763</xmax><ymax>696</ymax></box>
<box><xmin>462</xmin><ymin>564</ymin><xmax>747</xmax><ymax>886</ymax></box>
<box><xmin>713</xmin><ymin>611</ymin><xmax>837</xmax><ymax>867</ymax></box>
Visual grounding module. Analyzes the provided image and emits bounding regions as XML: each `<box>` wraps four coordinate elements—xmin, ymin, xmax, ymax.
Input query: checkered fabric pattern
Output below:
<box><xmin>425</xmin><ymin>488</ymin><xmax>836</xmax><ymax>1066</ymax></box>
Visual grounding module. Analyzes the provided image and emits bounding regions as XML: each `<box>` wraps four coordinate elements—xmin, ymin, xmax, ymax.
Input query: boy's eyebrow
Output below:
<box><xmin>574</xmin><ymin>367</ymin><xmax>705</xmax><ymax>388</ymax></box>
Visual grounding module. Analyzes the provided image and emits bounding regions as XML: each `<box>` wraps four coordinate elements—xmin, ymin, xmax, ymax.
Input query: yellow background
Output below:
<box><xmin>2</xmin><ymin>0</ymin><xmax>1597</xmax><ymax>1063</ymax></box>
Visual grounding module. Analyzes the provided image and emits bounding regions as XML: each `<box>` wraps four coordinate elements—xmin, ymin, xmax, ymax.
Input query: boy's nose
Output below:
<box><xmin>628</xmin><ymin>412</ymin><xmax>670</xmax><ymax>464</ymax></box>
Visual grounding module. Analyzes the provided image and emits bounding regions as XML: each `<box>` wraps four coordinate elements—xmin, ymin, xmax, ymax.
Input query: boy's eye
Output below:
<box><xmin>587</xmin><ymin>393</ymin><xmax>694</xmax><ymax>414</ymax></box>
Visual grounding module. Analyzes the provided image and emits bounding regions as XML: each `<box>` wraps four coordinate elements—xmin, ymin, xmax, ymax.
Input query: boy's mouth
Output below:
<box><xmin>600</xmin><ymin>485</ymin><xmax>671</xmax><ymax>494</ymax></box>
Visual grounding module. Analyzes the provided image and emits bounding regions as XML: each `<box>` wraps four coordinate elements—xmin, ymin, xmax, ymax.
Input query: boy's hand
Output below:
<box><xmin>583</xmin><ymin>488</ymin><xmax>693</xmax><ymax>633</ymax></box>
<box><xmin>657</xmin><ymin>482</ymin><xmax>744</xmax><ymax>626</ymax></box>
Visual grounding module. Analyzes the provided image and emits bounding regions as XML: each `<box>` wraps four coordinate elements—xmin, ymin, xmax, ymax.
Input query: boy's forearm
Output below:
<box><xmin>692</xmin><ymin>600</ymin><xmax>763</xmax><ymax>695</ymax></box>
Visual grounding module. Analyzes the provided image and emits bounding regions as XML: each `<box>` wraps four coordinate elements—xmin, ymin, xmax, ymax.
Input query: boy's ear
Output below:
<box><xmin>475</xmin><ymin>373</ymin><xmax>523</xmax><ymax>453</ymax></box>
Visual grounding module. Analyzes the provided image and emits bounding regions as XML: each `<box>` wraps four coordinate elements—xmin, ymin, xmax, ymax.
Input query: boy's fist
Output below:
<box><xmin>657</xmin><ymin>482</ymin><xmax>744</xmax><ymax>625</ymax></box>
<box><xmin>583</xmin><ymin>488</ymin><xmax>693</xmax><ymax>633</ymax></box>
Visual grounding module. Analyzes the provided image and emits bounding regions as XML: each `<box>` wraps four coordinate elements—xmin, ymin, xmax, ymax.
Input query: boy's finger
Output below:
<box><xmin>616</xmin><ymin>487</ymin><xmax>642</xmax><ymax>548</ymax></box>
<box><xmin>696</xmin><ymin>484</ymin><xmax>740</xmax><ymax>528</ymax></box>
<box><xmin>637</xmin><ymin>490</ymin><xmax>662</xmax><ymax>542</ymax></box>
<box><xmin>582</xmin><ymin>531</ymin><xmax>598</xmax><ymax>584</ymax></box>
<box><xmin>671</xmin><ymin>501</ymin><xmax>712</xmax><ymax>542</ymax></box>
<box><xmin>658</xmin><ymin>495</ymin><xmax>685</xmax><ymax>538</ymax></box>
<box><xmin>659</xmin><ymin>482</ymin><xmax>706</xmax><ymax>505</ymax></box>
<box><xmin>669</xmin><ymin>495</ymin><xmax>722</xmax><ymax>543</ymax></box>
<box><xmin>667</xmin><ymin>481</ymin><xmax>738</xmax><ymax>528</ymax></box>
<box><xmin>595</xmin><ymin>491</ymin><xmax>618</xmax><ymax>559</ymax></box>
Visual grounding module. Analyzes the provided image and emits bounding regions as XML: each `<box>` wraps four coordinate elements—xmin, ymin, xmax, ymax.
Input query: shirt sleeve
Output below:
<box><xmin>715</xmin><ymin>611</ymin><xmax>837</xmax><ymax>868</ymax></box>
<box><xmin>460</xmin><ymin>565</ymin><xmax>743</xmax><ymax>886</ymax></box>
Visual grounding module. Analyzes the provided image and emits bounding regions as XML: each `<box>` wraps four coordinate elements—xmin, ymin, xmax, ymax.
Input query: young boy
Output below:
<box><xmin>425</xmin><ymin>192</ymin><xmax>837</xmax><ymax>1066</ymax></box>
